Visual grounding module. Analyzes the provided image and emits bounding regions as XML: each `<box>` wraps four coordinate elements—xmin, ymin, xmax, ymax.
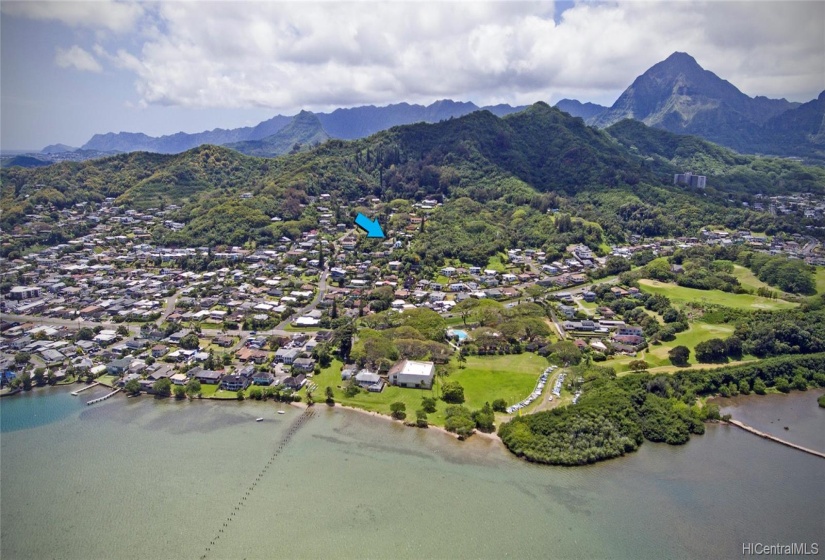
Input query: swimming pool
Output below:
<box><xmin>448</xmin><ymin>329</ymin><xmax>468</xmax><ymax>341</ymax></box>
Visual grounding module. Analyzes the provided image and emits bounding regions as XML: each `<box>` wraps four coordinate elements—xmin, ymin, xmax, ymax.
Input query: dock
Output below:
<box><xmin>86</xmin><ymin>387</ymin><xmax>121</xmax><ymax>405</ymax></box>
<box><xmin>727</xmin><ymin>419</ymin><xmax>825</xmax><ymax>460</ymax></box>
<box><xmin>71</xmin><ymin>382</ymin><xmax>100</xmax><ymax>396</ymax></box>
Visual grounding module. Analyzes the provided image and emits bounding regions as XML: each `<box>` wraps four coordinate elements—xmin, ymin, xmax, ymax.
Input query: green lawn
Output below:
<box><xmin>815</xmin><ymin>267</ymin><xmax>825</xmax><ymax>297</ymax></box>
<box><xmin>193</xmin><ymin>383</ymin><xmax>217</xmax><ymax>397</ymax></box>
<box><xmin>485</xmin><ymin>254</ymin><xmax>508</xmax><ymax>272</ymax></box>
<box><xmin>638</xmin><ymin>279</ymin><xmax>797</xmax><ymax>311</ymax></box>
<box><xmin>731</xmin><ymin>265</ymin><xmax>774</xmax><ymax>293</ymax></box>
<box><xmin>578</xmin><ymin>299</ymin><xmax>599</xmax><ymax>312</ymax></box>
<box><xmin>444</xmin><ymin>315</ymin><xmax>468</xmax><ymax>327</ymax></box>
<box><xmin>306</xmin><ymin>368</ymin><xmax>443</xmax><ymax>422</ymax></box>
<box><xmin>211</xmin><ymin>387</ymin><xmax>243</xmax><ymax>400</ymax></box>
<box><xmin>306</xmin><ymin>353</ymin><xmax>547</xmax><ymax>427</ymax></box>
<box><xmin>96</xmin><ymin>375</ymin><xmax>118</xmax><ymax>387</ymax></box>
<box><xmin>449</xmin><ymin>353</ymin><xmax>547</xmax><ymax>408</ymax></box>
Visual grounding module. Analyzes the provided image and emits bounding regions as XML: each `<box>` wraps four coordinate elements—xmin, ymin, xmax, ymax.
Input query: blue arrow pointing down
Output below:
<box><xmin>354</xmin><ymin>213</ymin><xmax>385</xmax><ymax>238</ymax></box>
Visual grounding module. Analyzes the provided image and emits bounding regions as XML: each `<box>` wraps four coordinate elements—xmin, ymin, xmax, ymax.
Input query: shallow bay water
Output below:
<box><xmin>2</xmin><ymin>386</ymin><xmax>822</xmax><ymax>559</ymax></box>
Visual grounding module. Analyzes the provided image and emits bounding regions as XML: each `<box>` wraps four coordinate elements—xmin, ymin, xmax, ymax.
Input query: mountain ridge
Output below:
<box><xmin>81</xmin><ymin>99</ymin><xmax>527</xmax><ymax>154</ymax></box>
<box><xmin>226</xmin><ymin>111</ymin><xmax>330</xmax><ymax>157</ymax></box>
<box><xmin>59</xmin><ymin>52</ymin><xmax>825</xmax><ymax>164</ymax></box>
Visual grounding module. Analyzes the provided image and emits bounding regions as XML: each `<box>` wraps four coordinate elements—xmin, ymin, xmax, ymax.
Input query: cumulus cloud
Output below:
<box><xmin>20</xmin><ymin>1</ymin><xmax>825</xmax><ymax>109</ymax></box>
<box><xmin>2</xmin><ymin>0</ymin><xmax>144</xmax><ymax>33</ymax></box>
<box><xmin>55</xmin><ymin>45</ymin><xmax>103</xmax><ymax>72</ymax></box>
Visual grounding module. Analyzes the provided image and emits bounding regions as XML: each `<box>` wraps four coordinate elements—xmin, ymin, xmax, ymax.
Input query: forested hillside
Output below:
<box><xmin>3</xmin><ymin>103</ymin><xmax>823</xmax><ymax>257</ymax></box>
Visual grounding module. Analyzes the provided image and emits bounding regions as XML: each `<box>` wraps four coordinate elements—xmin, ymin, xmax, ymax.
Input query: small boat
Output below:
<box><xmin>256</xmin><ymin>417</ymin><xmax>264</xmax><ymax>422</ymax></box>
<box><xmin>277</xmin><ymin>410</ymin><xmax>285</xmax><ymax>415</ymax></box>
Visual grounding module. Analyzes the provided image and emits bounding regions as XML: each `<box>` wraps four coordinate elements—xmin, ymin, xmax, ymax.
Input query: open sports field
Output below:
<box><xmin>306</xmin><ymin>353</ymin><xmax>547</xmax><ymax>426</ymax></box>
<box><xmin>638</xmin><ymin>279</ymin><xmax>797</xmax><ymax>311</ymax></box>
<box><xmin>449</xmin><ymin>353</ymin><xmax>547</xmax><ymax>408</ymax></box>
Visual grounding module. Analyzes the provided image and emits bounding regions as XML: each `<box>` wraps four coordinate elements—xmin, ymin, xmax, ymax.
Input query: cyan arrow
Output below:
<box><xmin>354</xmin><ymin>213</ymin><xmax>385</xmax><ymax>238</ymax></box>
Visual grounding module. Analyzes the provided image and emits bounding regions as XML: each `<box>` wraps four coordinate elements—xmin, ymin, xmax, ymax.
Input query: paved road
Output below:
<box><xmin>1</xmin><ymin>313</ymin><xmax>142</xmax><ymax>335</ymax></box>
<box><xmin>157</xmin><ymin>293</ymin><xmax>179</xmax><ymax>325</ymax></box>
<box><xmin>274</xmin><ymin>271</ymin><xmax>329</xmax><ymax>331</ymax></box>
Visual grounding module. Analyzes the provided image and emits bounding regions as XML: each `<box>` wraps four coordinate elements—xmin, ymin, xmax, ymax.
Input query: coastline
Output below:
<box><xmin>290</xmin><ymin>400</ymin><xmax>503</xmax><ymax>444</ymax></box>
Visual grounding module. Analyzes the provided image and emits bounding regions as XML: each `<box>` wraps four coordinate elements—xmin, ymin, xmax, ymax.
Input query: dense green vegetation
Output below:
<box><xmin>622</xmin><ymin>244</ymin><xmax>814</xmax><ymax>299</ymax></box>
<box><xmin>4</xmin><ymin>103</ymin><xmax>823</xmax><ymax>261</ymax></box>
<box><xmin>744</xmin><ymin>253</ymin><xmax>816</xmax><ymax>295</ymax></box>
<box><xmin>607</xmin><ymin>119</ymin><xmax>825</xmax><ymax>195</ymax></box>
<box><xmin>499</xmin><ymin>353</ymin><xmax>825</xmax><ymax>465</ymax></box>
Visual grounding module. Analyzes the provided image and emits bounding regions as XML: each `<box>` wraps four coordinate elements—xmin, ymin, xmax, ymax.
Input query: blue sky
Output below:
<box><xmin>2</xmin><ymin>1</ymin><xmax>823</xmax><ymax>151</ymax></box>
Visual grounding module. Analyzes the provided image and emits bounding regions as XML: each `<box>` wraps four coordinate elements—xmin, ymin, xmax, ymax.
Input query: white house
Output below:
<box><xmin>294</xmin><ymin>316</ymin><xmax>320</xmax><ymax>327</ymax></box>
<box><xmin>388</xmin><ymin>360</ymin><xmax>435</xmax><ymax>389</ymax></box>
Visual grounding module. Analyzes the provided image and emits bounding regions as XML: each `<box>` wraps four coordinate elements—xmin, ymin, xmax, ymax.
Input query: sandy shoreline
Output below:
<box><xmin>290</xmin><ymin>400</ymin><xmax>503</xmax><ymax>444</ymax></box>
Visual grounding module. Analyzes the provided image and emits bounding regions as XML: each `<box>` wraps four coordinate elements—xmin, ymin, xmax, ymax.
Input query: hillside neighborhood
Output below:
<box><xmin>3</xmin><ymin>193</ymin><xmax>823</xmax><ymax>403</ymax></box>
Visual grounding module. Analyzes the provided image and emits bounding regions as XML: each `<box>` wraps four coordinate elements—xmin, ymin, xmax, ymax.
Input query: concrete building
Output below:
<box><xmin>388</xmin><ymin>359</ymin><xmax>435</xmax><ymax>389</ymax></box>
<box><xmin>674</xmin><ymin>172</ymin><xmax>707</xmax><ymax>189</ymax></box>
<box><xmin>9</xmin><ymin>286</ymin><xmax>41</xmax><ymax>300</ymax></box>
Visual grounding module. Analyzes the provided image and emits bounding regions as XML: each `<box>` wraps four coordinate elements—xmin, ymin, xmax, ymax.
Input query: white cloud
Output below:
<box><xmin>55</xmin><ymin>45</ymin><xmax>103</xmax><ymax>73</ymax></box>
<box><xmin>2</xmin><ymin>1</ymin><xmax>144</xmax><ymax>33</ymax></box>
<box><xmin>17</xmin><ymin>1</ymin><xmax>825</xmax><ymax>110</ymax></box>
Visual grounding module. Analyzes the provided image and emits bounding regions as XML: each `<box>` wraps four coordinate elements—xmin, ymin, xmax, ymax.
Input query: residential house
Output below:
<box><xmin>617</xmin><ymin>326</ymin><xmax>644</xmax><ymax>337</ymax></box>
<box><xmin>282</xmin><ymin>374</ymin><xmax>306</xmax><ymax>390</ymax></box>
<box><xmin>354</xmin><ymin>370</ymin><xmax>383</xmax><ymax>391</ymax></box>
<box><xmin>292</xmin><ymin>357</ymin><xmax>316</xmax><ymax>373</ymax></box>
<box><xmin>252</xmin><ymin>370</ymin><xmax>275</xmax><ymax>386</ymax></box>
<box><xmin>194</xmin><ymin>368</ymin><xmax>223</xmax><ymax>385</ymax></box>
<box><xmin>106</xmin><ymin>357</ymin><xmax>132</xmax><ymax>375</ymax></box>
<box><xmin>220</xmin><ymin>371</ymin><xmax>251</xmax><ymax>391</ymax></box>
<box><xmin>274</xmin><ymin>348</ymin><xmax>301</xmax><ymax>364</ymax></box>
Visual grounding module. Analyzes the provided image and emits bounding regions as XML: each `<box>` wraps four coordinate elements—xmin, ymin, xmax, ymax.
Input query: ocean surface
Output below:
<box><xmin>1</xmin><ymin>385</ymin><xmax>823</xmax><ymax>560</ymax></box>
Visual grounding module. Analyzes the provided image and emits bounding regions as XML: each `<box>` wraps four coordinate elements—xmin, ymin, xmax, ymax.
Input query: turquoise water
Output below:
<box><xmin>449</xmin><ymin>329</ymin><xmax>468</xmax><ymax>341</ymax></box>
<box><xmin>1</xmin><ymin>387</ymin><xmax>823</xmax><ymax>559</ymax></box>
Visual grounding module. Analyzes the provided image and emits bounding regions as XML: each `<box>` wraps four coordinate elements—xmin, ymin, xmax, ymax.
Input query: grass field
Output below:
<box><xmin>730</xmin><ymin>265</ymin><xmax>775</xmax><ymax>293</ymax></box>
<box><xmin>199</xmin><ymin>384</ymin><xmax>220</xmax><ymax>397</ymax></box>
<box><xmin>815</xmin><ymin>267</ymin><xmax>825</xmax><ymax>297</ymax></box>
<box><xmin>638</xmin><ymin>279</ymin><xmax>797</xmax><ymax>311</ymax></box>
<box><xmin>486</xmin><ymin>254</ymin><xmax>508</xmax><ymax>272</ymax></box>
<box><xmin>449</xmin><ymin>353</ymin><xmax>547</xmax><ymax>408</ymax></box>
<box><xmin>305</xmin><ymin>353</ymin><xmax>547</xmax><ymax>426</ymax></box>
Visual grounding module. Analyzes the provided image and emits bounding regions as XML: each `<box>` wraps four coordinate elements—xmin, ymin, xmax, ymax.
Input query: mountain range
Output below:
<box><xmin>29</xmin><ymin>51</ymin><xmax>825</xmax><ymax>164</ymax></box>
<box><xmin>80</xmin><ymin>100</ymin><xmax>526</xmax><ymax>156</ymax></box>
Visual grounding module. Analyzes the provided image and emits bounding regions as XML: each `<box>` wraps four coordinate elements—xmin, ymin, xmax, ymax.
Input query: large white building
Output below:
<box><xmin>9</xmin><ymin>286</ymin><xmax>41</xmax><ymax>300</ymax></box>
<box><xmin>389</xmin><ymin>360</ymin><xmax>435</xmax><ymax>389</ymax></box>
